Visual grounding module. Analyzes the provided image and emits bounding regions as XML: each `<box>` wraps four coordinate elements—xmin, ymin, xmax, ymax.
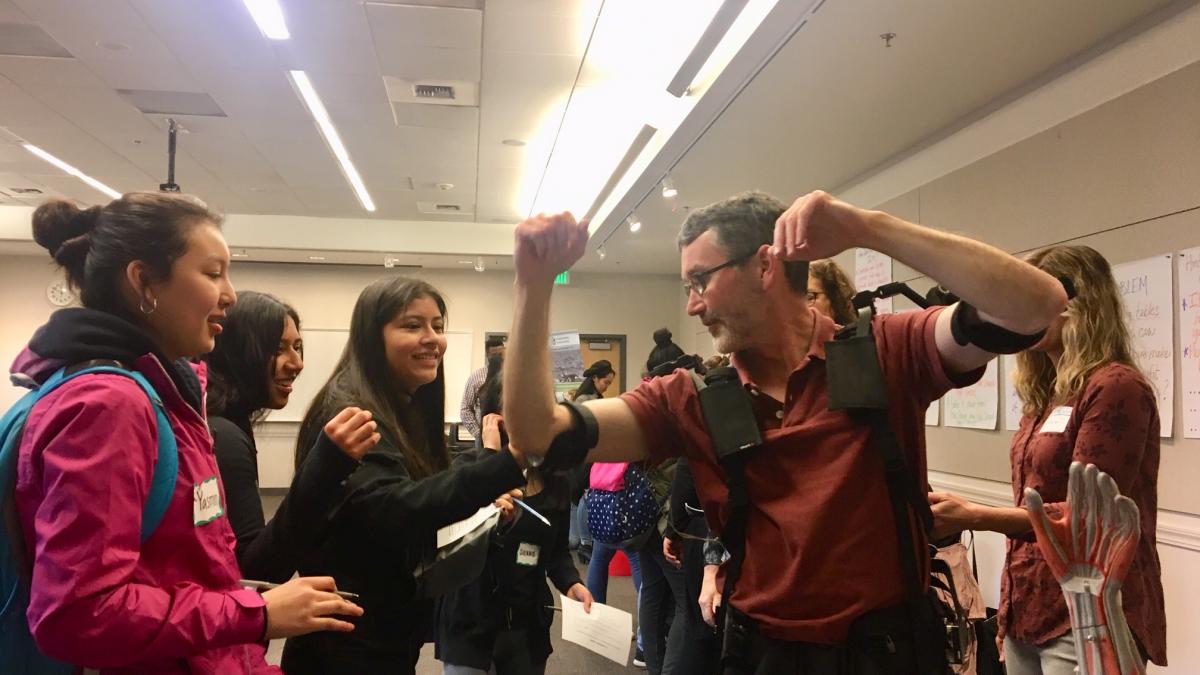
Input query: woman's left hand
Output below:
<box><xmin>482</xmin><ymin>413</ymin><xmax>504</xmax><ymax>451</ymax></box>
<box><xmin>566</xmin><ymin>582</ymin><xmax>594</xmax><ymax>613</ymax></box>
<box><xmin>928</xmin><ymin>491</ymin><xmax>978</xmax><ymax>540</ymax></box>
<box><xmin>494</xmin><ymin>489</ymin><xmax>523</xmax><ymax>524</ymax></box>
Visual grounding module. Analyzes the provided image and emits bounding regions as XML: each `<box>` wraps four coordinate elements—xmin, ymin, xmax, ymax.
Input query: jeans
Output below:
<box><xmin>1002</xmin><ymin>634</ymin><xmax>1080</xmax><ymax>675</ymax></box>
<box><xmin>586</xmin><ymin>539</ymin><xmax>643</xmax><ymax>651</ymax></box>
<box><xmin>568</xmin><ymin>503</ymin><xmax>581</xmax><ymax>550</ymax></box>
<box><xmin>638</xmin><ymin>533</ymin><xmax>678</xmax><ymax>674</ymax></box>
<box><xmin>576</xmin><ymin>499</ymin><xmax>592</xmax><ymax>547</ymax></box>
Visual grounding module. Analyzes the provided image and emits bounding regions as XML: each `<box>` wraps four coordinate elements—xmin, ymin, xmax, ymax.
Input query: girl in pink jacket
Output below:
<box><xmin>12</xmin><ymin>193</ymin><xmax>364</xmax><ymax>673</ymax></box>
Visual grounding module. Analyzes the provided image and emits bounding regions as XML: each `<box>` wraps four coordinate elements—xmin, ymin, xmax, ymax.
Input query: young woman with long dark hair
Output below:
<box><xmin>11</xmin><ymin>193</ymin><xmax>360</xmax><ymax>673</ymax></box>
<box><xmin>207</xmin><ymin>291</ymin><xmax>377</xmax><ymax>581</ymax></box>
<box><xmin>281</xmin><ymin>276</ymin><xmax>529</xmax><ymax>673</ymax></box>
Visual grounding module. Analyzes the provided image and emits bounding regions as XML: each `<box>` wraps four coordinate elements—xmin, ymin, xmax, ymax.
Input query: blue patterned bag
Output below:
<box><xmin>586</xmin><ymin>463</ymin><xmax>658</xmax><ymax>547</ymax></box>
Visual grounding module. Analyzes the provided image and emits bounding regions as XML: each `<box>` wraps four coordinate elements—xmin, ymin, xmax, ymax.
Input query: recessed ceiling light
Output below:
<box><xmin>242</xmin><ymin>0</ymin><xmax>290</xmax><ymax>40</ymax></box>
<box><xmin>95</xmin><ymin>41</ymin><xmax>130</xmax><ymax>52</ymax></box>
<box><xmin>308</xmin><ymin>255</ymin><xmax>327</xmax><ymax>261</ymax></box>
<box><xmin>288</xmin><ymin>70</ymin><xmax>375</xmax><ymax>212</ymax></box>
<box><xmin>501</xmin><ymin>139</ymin><xmax>526</xmax><ymax>147</ymax></box>
<box><xmin>22</xmin><ymin>144</ymin><xmax>120</xmax><ymax>199</ymax></box>
<box><xmin>457</xmin><ymin>259</ymin><xmax>474</xmax><ymax>265</ymax></box>
<box><xmin>436</xmin><ymin>182</ymin><xmax>454</xmax><ymax>191</ymax></box>
<box><xmin>232</xmin><ymin>251</ymin><xmax>249</xmax><ymax>258</ymax></box>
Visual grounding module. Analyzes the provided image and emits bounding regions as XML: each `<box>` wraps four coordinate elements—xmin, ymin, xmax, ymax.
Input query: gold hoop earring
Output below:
<box><xmin>139</xmin><ymin>296</ymin><xmax>158</xmax><ymax>315</ymax></box>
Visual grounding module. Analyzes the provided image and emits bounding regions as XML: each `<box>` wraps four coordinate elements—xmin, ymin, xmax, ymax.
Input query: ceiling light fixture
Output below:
<box><xmin>22</xmin><ymin>144</ymin><xmax>120</xmax><ymax>200</ymax></box>
<box><xmin>597</xmin><ymin>245</ymin><xmax>607</xmax><ymax>260</ymax></box>
<box><xmin>666</xmin><ymin>0</ymin><xmax>750</xmax><ymax>97</ymax></box>
<box><xmin>288</xmin><ymin>70</ymin><xmax>376</xmax><ymax>212</ymax></box>
<box><xmin>242</xmin><ymin>0</ymin><xmax>290</xmax><ymax>40</ymax></box>
<box><xmin>474</xmin><ymin>256</ymin><xmax>486</xmax><ymax>272</ymax></box>
<box><xmin>502</xmin><ymin>139</ymin><xmax>526</xmax><ymax>147</ymax></box>
<box><xmin>308</xmin><ymin>255</ymin><xmax>326</xmax><ymax>261</ymax></box>
<box><xmin>661</xmin><ymin>175</ymin><xmax>678</xmax><ymax>199</ymax></box>
<box><xmin>627</xmin><ymin>214</ymin><xmax>642</xmax><ymax>233</ymax></box>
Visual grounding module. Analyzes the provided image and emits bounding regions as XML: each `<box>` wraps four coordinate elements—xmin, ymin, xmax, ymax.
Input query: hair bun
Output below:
<box><xmin>32</xmin><ymin>200</ymin><xmax>100</xmax><ymax>282</ymax></box>
<box><xmin>652</xmin><ymin>328</ymin><xmax>673</xmax><ymax>346</ymax></box>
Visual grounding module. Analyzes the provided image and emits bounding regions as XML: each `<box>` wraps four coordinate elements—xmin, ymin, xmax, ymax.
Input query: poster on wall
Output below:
<box><xmin>1002</xmin><ymin>354</ymin><xmax>1022</xmax><ymax>432</ymax></box>
<box><xmin>550</xmin><ymin>330</ymin><xmax>585</xmax><ymax>394</ymax></box>
<box><xmin>1177</xmin><ymin>247</ymin><xmax>1200</xmax><ymax>439</ymax></box>
<box><xmin>854</xmin><ymin>248</ymin><xmax>893</xmax><ymax>314</ymax></box>
<box><xmin>925</xmin><ymin>399</ymin><xmax>939</xmax><ymax>426</ymax></box>
<box><xmin>943</xmin><ymin>359</ymin><xmax>999</xmax><ymax>430</ymax></box>
<box><xmin>1113</xmin><ymin>255</ymin><xmax>1174</xmax><ymax>437</ymax></box>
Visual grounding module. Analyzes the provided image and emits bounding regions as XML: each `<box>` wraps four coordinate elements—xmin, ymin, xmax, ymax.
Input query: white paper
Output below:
<box><xmin>1002</xmin><ymin>355</ymin><xmax>1023</xmax><ymax>432</ymax></box>
<box><xmin>854</xmin><ymin>248</ymin><xmax>893</xmax><ymax>314</ymax></box>
<box><xmin>1113</xmin><ymin>255</ymin><xmax>1174</xmax><ymax>437</ymax></box>
<box><xmin>1178</xmin><ymin>247</ymin><xmax>1200</xmax><ymax>438</ymax></box>
<box><xmin>560</xmin><ymin>594</ymin><xmax>633</xmax><ymax>666</ymax></box>
<box><xmin>924</xmin><ymin>399</ymin><xmax>939</xmax><ymax>426</ymax></box>
<box><xmin>436</xmin><ymin>505</ymin><xmax>498</xmax><ymax>549</ymax></box>
<box><xmin>943</xmin><ymin>360</ymin><xmax>999</xmax><ymax>430</ymax></box>
<box><xmin>1038</xmin><ymin>406</ymin><xmax>1074</xmax><ymax>434</ymax></box>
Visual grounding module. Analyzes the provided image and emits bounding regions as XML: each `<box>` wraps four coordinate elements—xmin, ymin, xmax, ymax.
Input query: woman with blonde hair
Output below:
<box><xmin>928</xmin><ymin>245</ymin><xmax>1166</xmax><ymax>674</ymax></box>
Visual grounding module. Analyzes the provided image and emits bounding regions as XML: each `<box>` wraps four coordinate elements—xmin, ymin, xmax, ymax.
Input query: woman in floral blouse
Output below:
<box><xmin>927</xmin><ymin>244</ymin><xmax>1166</xmax><ymax>674</ymax></box>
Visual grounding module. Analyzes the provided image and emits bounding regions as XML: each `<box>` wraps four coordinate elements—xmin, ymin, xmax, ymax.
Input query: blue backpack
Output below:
<box><xmin>0</xmin><ymin>363</ymin><xmax>179</xmax><ymax>674</ymax></box>
<box><xmin>587</xmin><ymin>463</ymin><xmax>659</xmax><ymax>548</ymax></box>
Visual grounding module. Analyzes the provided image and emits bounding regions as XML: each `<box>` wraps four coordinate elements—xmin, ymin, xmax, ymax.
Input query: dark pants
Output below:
<box><xmin>442</xmin><ymin>628</ymin><xmax>548</xmax><ymax>675</ymax></box>
<box><xmin>722</xmin><ymin>605</ymin><xmax>921</xmax><ymax>675</ymax></box>
<box><xmin>638</xmin><ymin>532</ymin><xmax>677</xmax><ymax>674</ymax></box>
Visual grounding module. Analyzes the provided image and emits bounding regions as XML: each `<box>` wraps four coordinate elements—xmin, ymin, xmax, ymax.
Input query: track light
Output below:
<box><xmin>661</xmin><ymin>175</ymin><xmax>678</xmax><ymax>199</ymax></box>
<box><xmin>474</xmin><ymin>256</ymin><xmax>486</xmax><ymax>272</ymax></box>
<box><xmin>597</xmin><ymin>245</ymin><xmax>607</xmax><ymax>260</ymax></box>
<box><xmin>627</xmin><ymin>214</ymin><xmax>642</xmax><ymax>233</ymax></box>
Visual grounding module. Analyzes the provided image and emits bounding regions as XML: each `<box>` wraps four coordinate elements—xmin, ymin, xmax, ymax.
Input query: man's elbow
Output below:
<box><xmin>1029</xmin><ymin>281</ymin><xmax>1069</xmax><ymax>332</ymax></box>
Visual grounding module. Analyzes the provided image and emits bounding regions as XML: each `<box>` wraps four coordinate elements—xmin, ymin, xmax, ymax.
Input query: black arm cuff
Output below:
<box><xmin>949</xmin><ymin>301</ymin><xmax>1046</xmax><ymax>354</ymax></box>
<box><xmin>536</xmin><ymin>401</ymin><xmax>599</xmax><ymax>472</ymax></box>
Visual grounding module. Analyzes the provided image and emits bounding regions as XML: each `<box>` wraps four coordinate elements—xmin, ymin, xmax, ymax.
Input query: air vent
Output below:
<box><xmin>417</xmin><ymin>201</ymin><xmax>473</xmax><ymax>215</ymax></box>
<box><xmin>9</xmin><ymin>187</ymin><xmax>44</xmax><ymax>195</ymax></box>
<box><xmin>436</xmin><ymin>204</ymin><xmax>460</xmax><ymax>211</ymax></box>
<box><xmin>116</xmin><ymin>90</ymin><xmax>227</xmax><ymax>117</ymax></box>
<box><xmin>0</xmin><ymin>23</ymin><xmax>72</xmax><ymax>58</ymax></box>
<box><xmin>414</xmin><ymin>84</ymin><xmax>455</xmax><ymax>100</ymax></box>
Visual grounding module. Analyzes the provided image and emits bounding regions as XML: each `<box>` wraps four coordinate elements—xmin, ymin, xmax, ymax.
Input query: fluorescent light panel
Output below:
<box><xmin>581</xmin><ymin>124</ymin><xmax>658</xmax><ymax>222</ymax></box>
<box><xmin>667</xmin><ymin>0</ymin><xmax>750</xmax><ymax>96</ymax></box>
<box><xmin>242</xmin><ymin>0</ymin><xmax>290</xmax><ymax>40</ymax></box>
<box><xmin>288</xmin><ymin>71</ymin><xmax>376</xmax><ymax>212</ymax></box>
<box><xmin>22</xmin><ymin>144</ymin><xmax>120</xmax><ymax>200</ymax></box>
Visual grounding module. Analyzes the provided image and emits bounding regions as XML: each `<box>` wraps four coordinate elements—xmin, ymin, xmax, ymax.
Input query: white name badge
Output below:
<box><xmin>1039</xmin><ymin>406</ymin><xmax>1074</xmax><ymax>434</ymax></box>
<box><xmin>193</xmin><ymin>476</ymin><xmax>224</xmax><ymax>526</ymax></box>
<box><xmin>516</xmin><ymin>542</ymin><xmax>540</xmax><ymax>567</ymax></box>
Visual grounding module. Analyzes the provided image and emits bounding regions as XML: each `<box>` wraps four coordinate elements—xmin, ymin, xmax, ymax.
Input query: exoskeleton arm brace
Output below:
<box><xmin>1025</xmin><ymin>462</ymin><xmax>1145</xmax><ymax>675</ymax></box>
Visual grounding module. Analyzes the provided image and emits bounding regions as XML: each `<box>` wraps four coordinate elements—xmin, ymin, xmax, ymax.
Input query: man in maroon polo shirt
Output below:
<box><xmin>502</xmin><ymin>190</ymin><xmax>1068</xmax><ymax>674</ymax></box>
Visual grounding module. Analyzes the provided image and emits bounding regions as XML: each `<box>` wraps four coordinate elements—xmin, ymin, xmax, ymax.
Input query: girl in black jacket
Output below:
<box><xmin>436</xmin><ymin>368</ymin><xmax>593</xmax><ymax>675</ymax></box>
<box><xmin>281</xmin><ymin>277</ymin><xmax>529</xmax><ymax>674</ymax></box>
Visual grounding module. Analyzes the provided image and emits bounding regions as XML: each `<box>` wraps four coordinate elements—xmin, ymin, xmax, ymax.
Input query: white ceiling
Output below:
<box><xmin>0</xmin><ymin>0</ymin><xmax>1189</xmax><ymax>274</ymax></box>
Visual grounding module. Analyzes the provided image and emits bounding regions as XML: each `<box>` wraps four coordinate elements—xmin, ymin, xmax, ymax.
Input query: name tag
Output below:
<box><xmin>1039</xmin><ymin>406</ymin><xmax>1073</xmax><ymax>434</ymax></box>
<box><xmin>516</xmin><ymin>542</ymin><xmax>540</xmax><ymax>567</ymax></box>
<box><xmin>193</xmin><ymin>476</ymin><xmax>224</xmax><ymax>526</ymax></box>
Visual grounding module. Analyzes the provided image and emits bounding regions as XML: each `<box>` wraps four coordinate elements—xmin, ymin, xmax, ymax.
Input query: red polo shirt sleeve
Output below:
<box><xmin>619</xmin><ymin>369</ymin><xmax>702</xmax><ymax>465</ymax></box>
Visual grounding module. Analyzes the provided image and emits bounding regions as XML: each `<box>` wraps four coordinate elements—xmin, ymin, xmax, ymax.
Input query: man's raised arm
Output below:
<box><xmin>502</xmin><ymin>213</ymin><xmax>651</xmax><ymax>462</ymax></box>
<box><xmin>773</xmin><ymin>191</ymin><xmax>1068</xmax><ymax>374</ymax></box>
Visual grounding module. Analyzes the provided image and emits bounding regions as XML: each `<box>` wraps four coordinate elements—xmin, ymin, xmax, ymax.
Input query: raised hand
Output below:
<box><xmin>772</xmin><ymin>190</ymin><xmax>873</xmax><ymax>261</ymax></box>
<box><xmin>481</xmin><ymin>413</ymin><xmax>504</xmax><ymax>451</ymax></box>
<box><xmin>494</xmin><ymin>488</ymin><xmax>523</xmax><ymax>524</ymax></box>
<box><xmin>324</xmin><ymin>406</ymin><xmax>380</xmax><ymax>461</ymax></box>
<box><xmin>262</xmin><ymin>576</ymin><xmax>363</xmax><ymax>639</ymax></box>
<box><xmin>1025</xmin><ymin>462</ymin><xmax>1145</xmax><ymax>675</ymax></box>
<box><xmin>513</xmin><ymin>212</ymin><xmax>590</xmax><ymax>286</ymax></box>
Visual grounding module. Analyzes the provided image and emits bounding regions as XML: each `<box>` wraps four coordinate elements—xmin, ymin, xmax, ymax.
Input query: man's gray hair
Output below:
<box><xmin>677</xmin><ymin>191</ymin><xmax>808</xmax><ymax>291</ymax></box>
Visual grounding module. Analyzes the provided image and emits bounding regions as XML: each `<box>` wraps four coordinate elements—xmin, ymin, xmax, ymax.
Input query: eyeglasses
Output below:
<box><xmin>683</xmin><ymin>253</ymin><xmax>753</xmax><ymax>297</ymax></box>
<box><xmin>805</xmin><ymin>290</ymin><xmax>825</xmax><ymax>303</ymax></box>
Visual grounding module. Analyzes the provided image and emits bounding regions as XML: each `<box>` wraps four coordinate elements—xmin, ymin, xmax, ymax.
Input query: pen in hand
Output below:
<box><xmin>239</xmin><ymin>579</ymin><xmax>361</xmax><ymax>601</ymax></box>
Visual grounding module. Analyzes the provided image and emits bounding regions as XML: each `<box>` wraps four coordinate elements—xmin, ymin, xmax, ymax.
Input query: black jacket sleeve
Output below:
<box><xmin>668</xmin><ymin>457</ymin><xmax>697</xmax><ymax>538</ymax></box>
<box><xmin>239</xmin><ymin>432</ymin><xmax>360</xmax><ymax>581</ymax></box>
<box><xmin>339</xmin><ymin>442</ymin><xmax>526</xmax><ymax>536</ymax></box>
<box><xmin>545</xmin><ymin>498</ymin><xmax>582</xmax><ymax>595</ymax></box>
<box><xmin>210</xmin><ymin>417</ymin><xmax>268</xmax><ymax>564</ymax></box>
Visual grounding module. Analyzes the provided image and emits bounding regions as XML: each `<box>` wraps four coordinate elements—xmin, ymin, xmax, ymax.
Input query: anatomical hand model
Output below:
<box><xmin>1025</xmin><ymin>462</ymin><xmax>1144</xmax><ymax>675</ymax></box>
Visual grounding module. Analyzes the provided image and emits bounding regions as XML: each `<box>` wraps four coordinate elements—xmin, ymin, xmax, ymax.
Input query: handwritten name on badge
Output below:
<box><xmin>193</xmin><ymin>476</ymin><xmax>224</xmax><ymax>526</ymax></box>
<box><xmin>1039</xmin><ymin>406</ymin><xmax>1073</xmax><ymax>434</ymax></box>
<box><xmin>517</xmin><ymin>542</ymin><xmax>540</xmax><ymax>567</ymax></box>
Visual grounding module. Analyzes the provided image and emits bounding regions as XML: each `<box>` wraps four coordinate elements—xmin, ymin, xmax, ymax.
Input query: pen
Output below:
<box><xmin>238</xmin><ymin>579</ymin><xmax>361</xmax><ymax>601</ymax></box>
<box><xmin>513</xmin><ymin>497</ymin><xmax>551</xmax><ymax>526</ymax></box>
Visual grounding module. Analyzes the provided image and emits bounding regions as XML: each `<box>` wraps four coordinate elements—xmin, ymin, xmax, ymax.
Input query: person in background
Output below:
<box><xmin>282</xmin><ymin>277</ymin><xmax>529</xmax><ymax>674</ymax></box>
<box><xmin>646</xmin><ymin>328</ymin><xmax>685</xmax><ymax>374</ymax></box>
<box><xmin>806</xmin><ymin>258</ymin><xmax>857</xmax><ymax>325</ymax></box>
<box><xmin>13</xmin><ymin>194</ymin><xmax>360</xmax><ymax>673</ymax></box>
<box><xmin>460</xmin><ymin>337</ymin><xmax>506</xmax><ymax>442</ymax></box>
<box><xmin>571</xmin><ymin>359</ymin><xmax>616</xmax><ymax>566</ymax></box>
<box><xmin>437</xmin><ymin>365</ymin><xmax>593</xmax><ymax>675</ymax></box>
<box><xmin>929</xmin><ymin>245</ymin><xmax>1166</xmax><ymax>674</ymax></box>
<box><xmin>206</xmin><ymin>290</ymin><xmax>374</xmax><ymax>582</ymax></box>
